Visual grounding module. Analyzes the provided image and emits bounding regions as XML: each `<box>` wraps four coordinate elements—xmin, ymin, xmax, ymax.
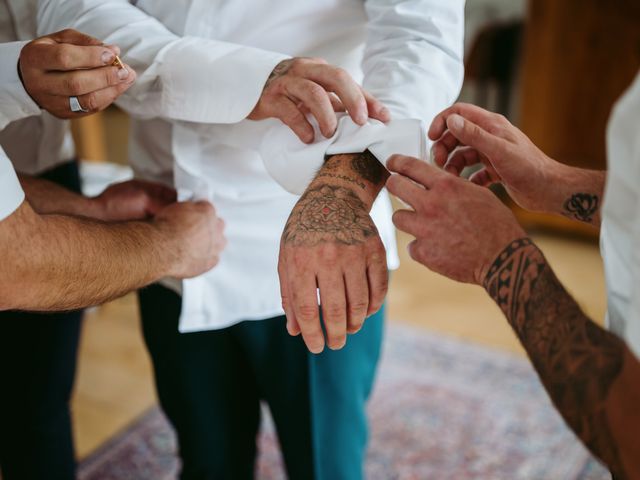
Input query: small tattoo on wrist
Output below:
<box><xmin>563</xmin><ymin>193</ymin><xmax>599</xmax><ymax>223</ymax></box>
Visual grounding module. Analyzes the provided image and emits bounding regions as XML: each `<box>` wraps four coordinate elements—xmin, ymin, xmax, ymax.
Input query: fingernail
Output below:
<box><xmin>117</xmin><ymin>67</ymin><xmax>129</xmax><ymax>80</ymax></box>
<box><xmin>102</xmin><ymin>51</ymin><xmax>115</xmax><ymax>64</ymax></box>
<box><xmin>310</xmin><ymin>344</ymin><xmax>324</xmax><ymax>355</ymax></box>
<box><xmin>448</xmin><ymin>114</ymin><xmax>464</xmax><ymax>131</ymax></box>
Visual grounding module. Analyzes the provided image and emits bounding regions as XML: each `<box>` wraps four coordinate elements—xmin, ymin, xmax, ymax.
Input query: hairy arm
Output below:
<box><xmin>19</xmin><ymin>174</ymin><xmax>99</xmax><ymax>217</ymax></box>
<box><xmin>0</xmin><ymin>201</ymin><xmax>176</xmax><ymax>311</ymax></box>
<box><xmin>279</xmin><ymin>150</ymin><xmax>389</xmax><ymax>352</ymax></box>
<box><xmin>484</xmin><ymin>239</ymin><xmax>640</xmax><ymax>479</ymax></box>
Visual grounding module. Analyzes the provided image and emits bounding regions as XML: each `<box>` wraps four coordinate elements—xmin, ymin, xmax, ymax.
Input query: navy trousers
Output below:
<box><xmin>0</xmin><ymin>162</ymin><xmax>83</xmax><ymax>480</ymax></box>
<box><xmin>138</xmin><ymin>283</ymin><xmax>384</xmax><ymax>480</ymax></box>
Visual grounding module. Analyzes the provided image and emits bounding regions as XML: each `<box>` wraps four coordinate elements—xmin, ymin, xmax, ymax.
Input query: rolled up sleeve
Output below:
<box><xmin>0</xmin><ymin>147</ymin><xmax>25</xmax><ymax>221</ymax></box>
<box><xmin>0</xmin><ymin>41</ymin><xmax>41</xmax><ymax>130</ymax></box>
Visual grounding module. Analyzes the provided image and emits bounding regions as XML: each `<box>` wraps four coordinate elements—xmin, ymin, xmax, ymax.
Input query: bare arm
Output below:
<box><xmin>0</xmin><ymin>199</ymin><xmax>225</xmax><ymax>312</ymax></box>
<box><xmin>19</xmin><ymin>174</ymin><xmax>177</xmax><ymax>221</ymax></box>
<box><xmin>484</xmin><ymin>239</ymin><xmax>640</xmax><ymax>479</ymax></box>
<box><xmin>386</xmin><ymin>156</ymin><xmax>640</xmax><ymax>479</ymax></box>
<box><xmin>279</xmin><ymin>150</ymin><xmax>389</xmax><ymax>352</ymax></box>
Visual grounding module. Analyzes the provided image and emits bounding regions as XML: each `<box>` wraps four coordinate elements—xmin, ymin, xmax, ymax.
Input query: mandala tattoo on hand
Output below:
<box><xmin>563</xmin><ymin>193</ymin><xmax>599</xmax><ymax>223</ymax></box>
<box><xmin>282</xmin><ymin>184</ymin><xmax>377</xmax><ymax>246</ymax></box>
<box><xmin>264</xmin><ymin>59</ymin><xmax>293</xmax><ymax>90</ymax></box>
<box><xmin>484</xmin><ymin>238</ymin><xmax>627</xmax><ymax>478</ymax></box>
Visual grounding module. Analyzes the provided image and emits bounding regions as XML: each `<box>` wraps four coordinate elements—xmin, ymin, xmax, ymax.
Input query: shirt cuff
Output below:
<box><xmin>261</xmin><ymin>114</ymin><xmax>428</xmax><ymax>195</ymax></box>
<box><xmin>0</xmin><ymin>152</ymin><xmax>25</xmax><ymax>221</ymax></box>
<box><xmin>158</xmin><ymin>37</ymin><xmax>289</xmax><ymax>124</ymax></box>
<box><xmin>0</xmin><ymin>41</ymin><xmax>41</xmax><ymax>130</ymax></box>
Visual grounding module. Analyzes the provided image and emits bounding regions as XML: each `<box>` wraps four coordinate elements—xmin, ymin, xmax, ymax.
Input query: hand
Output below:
<box><xmin>248</xmin><ymin>57</ymin><xmax>390</xmax><ymax>143</ymax></box>
<box><xmin>92</xmin><ymin>180</ymin><xmax>177</xmax><ymax>221</ymax></box>
<box><xmin>386</xmin><ymin>155</ymin><xmax>526</xmax><ymax>285</ymax></box>
<box><xmin>19</xmin><ymin>29</ymin><xmax>137</xmax><ymax>119</ymax></box>
<box><xmin>428</xmin><ymin>103</ymin><xmax>571</xmax><ymax>215</ymax></box>
<box><xmin>154</xmin><ymin>201</ymin><xmax>227</xmax><ymax>279</ymax></box>
<box><xmin>278</xmin><ymin>182</ymin><xmax>388</xmax><ymax>353</ymax></box>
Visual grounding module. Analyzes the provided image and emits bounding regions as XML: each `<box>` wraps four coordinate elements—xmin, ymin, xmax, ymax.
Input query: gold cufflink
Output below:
<box><xmin>112</xmin><ymin>55</ymin><xmax>125</xmax><ymax>69</ymax></box>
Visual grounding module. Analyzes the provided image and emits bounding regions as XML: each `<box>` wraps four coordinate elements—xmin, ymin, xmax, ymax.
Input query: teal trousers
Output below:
<box><xmin>139</xmin><ymin>284</ymin><xmax>384</xmax><ymax>480</ymax></box>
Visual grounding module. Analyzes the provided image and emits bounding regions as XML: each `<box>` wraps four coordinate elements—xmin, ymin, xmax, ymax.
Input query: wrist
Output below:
<box><xmin>318</xmin><ymin>152</ymin><xmax>388</xmax><ymax>210</ymax></box>
<box><xmin>546</xmin><ymin>163</ymin><xmax>605</xmax><ymax>224</ymax></box>
<box><xmin>150</xmin><ymin>220</ymin><xmax>182</xmax><ymax>278</ymax></box>
<box><xmin>477</xmin><ymin>227</ymin><xmax>529</xmax><ymax>286</ymax></box>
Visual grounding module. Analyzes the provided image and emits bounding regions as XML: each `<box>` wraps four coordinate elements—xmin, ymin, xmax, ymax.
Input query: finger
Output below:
<box><xmin>343</xmin><ymin>267</ymin><xmax>369</xmax><ymax>335</ymax></box>
<box><xmin>431</xmin><ymin>130</ymin><xmax>461</xmax><ymax>167</ymax></box>
<box><xmin>392</xmin><ymin>209</ymin><xmax>422</xmax><ymax>236</ymax></box>
<box><xmin>73</xmin><ymin>70</ymin><xmax>136</xmax><ymax>113</ymax></box>
<box><xmin>386</xmin><ymin>155</ymin><xmax>446</xmax><ymax>189</ymax></box>
<box><xmin>290</xmin><ymin>271</ymin><xmax>324</xmax><ymax>354</ymax></box>
<box><xmin>362</xmin><ymin>88</ymin><xmax>390</xmax><ymax>123</ymax></box>
<box><xmin>445</xmin><ymin>114</ymin><xmax>510</xmax><ymax>160</ymax></box>
<box><xmin>43</xmin><ymin>65</ymin><xmax>132</xmax><ymax>96</ymax></box>
<box><xmin>278</xmin><ymin>260</ymin><xmax>300</xmax><ymax>336</ymax></box>
<box><xmin>318</xmin><ymin>271</ymin><xmax>348</xmax><ymax>350</ymax></box>
<box><xmin>329</xmin><ymin>93</ymin><xmax>346</xmax><ymax>112</ymax></box>
<box><xmin>31</xmin><ymin>43</ymin><xmax>119</xmax><ymax>71</ymax></box>
<box><xmin>469</xmin><ymin>167</ymin><xmax>501</xmax><ymax>187</ymax></box>
<box><xmin>386</xmin><ymin>174</ymin><xmax>426</xmax><ymax>210</ymax></box>
<box><xmin>287</xmin><ymin>78</ymin><xmax>336</xmax><ymax>138</ymax></box>
<box><xmin>306</xmin><ymin>65</ymin><xmax>368</xmax><ymax>125</ymax></box>
<box><xmin>428</xmin><ymin>102</ymin><xmax>504</xmax><ymax>141</ymax></box>
<box><xmin>275</xmin><ymin>97</ymin><xmax>315</xmax><ymax>143</ymax></box>
<box><xmin>443</xmin><ymin>146</ymin><xmax>484</xmax><ymax>176</ymax></box>
<box><xmin>366</xmin><ymin>252</ymin><xmax>388</xmax><ymax>317</ymax></box>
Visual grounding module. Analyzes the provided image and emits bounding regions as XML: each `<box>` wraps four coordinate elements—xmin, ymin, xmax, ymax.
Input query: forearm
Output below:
<box><xmin>484</xmin><ymin>238</ymin><xmax>640</xmax><ymax>478</ymax></box>
<box><xmin>547</xmin><ymin>165</ymin><xmax>606</xmax><ymax>226</ymax></box>
<box><xmin>19</xmin><ymin>174</ymin><xmax>101</xmax><ymax>218</ymax></box>
<box><xmin>0</xmin><ymin>202</ymin><xmax>172</xmax><ymax>311</ymax></box>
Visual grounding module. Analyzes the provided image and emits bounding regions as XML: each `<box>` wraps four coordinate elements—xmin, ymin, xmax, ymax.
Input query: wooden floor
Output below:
<box><xmin>71</xmin><ymin>228</ymin><xmax>606</xmax><ymax>459</ymax></box>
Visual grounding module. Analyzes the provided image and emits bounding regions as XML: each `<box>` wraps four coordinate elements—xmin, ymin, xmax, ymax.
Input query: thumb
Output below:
<box><xmin>446</xmin><ymin>114</ymin><xmax>507</xmax><ymax>161</ymax></box>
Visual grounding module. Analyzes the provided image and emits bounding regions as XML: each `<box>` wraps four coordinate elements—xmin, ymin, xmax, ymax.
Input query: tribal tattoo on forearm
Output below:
<box><xmin>563</xmin><ymin>193</ymin><xmax>600</xmax><ymax>224</ymax></box>
<box><xmin>282</xmin><ymin>184</ymin><xmax>377</xmax><ymax>246</ymax></box>
<box><xmin>484</xmin><ymin>238</ymin><xmax>627</xmax><ymax>478</ymax></box>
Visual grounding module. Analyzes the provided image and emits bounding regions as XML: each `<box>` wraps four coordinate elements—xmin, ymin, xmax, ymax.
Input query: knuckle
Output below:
<box><xmin>306</xmin><ymin>83</ymin><xmax>327</xmax><ymax>102</ymax></box>
<box><xmin>54</xmin><ymin>46</ymin><xmax>73</xmax><ymax>69</ymax></box>
<box><xmin>332</xmin><ymin>67</ymin><xmax>350</xmax><ymax>83</ymax></box>
<box><xmin>325</xmin><ymin>304</ymin><xmax>346</xmax><ymax>321</ymax></box>
<box><xmin>348</xmin><ymin>301</ymin><xmax>368</xmax><ymax>317</ymax></box>
<box><xmin>297</xmin><ymin>304</ymin><xmax>319</xmax><ymax>322</ymax></box>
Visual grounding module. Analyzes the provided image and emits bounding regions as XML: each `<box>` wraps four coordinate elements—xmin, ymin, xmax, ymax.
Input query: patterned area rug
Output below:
<box><xmin>78</xmin><ymin>324</ymin><xmax>610</xmax><ymax>480</ymax></box>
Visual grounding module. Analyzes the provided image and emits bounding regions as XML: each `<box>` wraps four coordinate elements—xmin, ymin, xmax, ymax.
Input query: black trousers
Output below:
<box><xmin>0</xmin><ymin>162</ymin><xmax>84</xmax><ymax>480</ymax></box>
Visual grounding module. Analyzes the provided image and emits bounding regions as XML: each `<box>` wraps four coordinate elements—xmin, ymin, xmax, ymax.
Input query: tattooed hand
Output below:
<box><xmin>387</xmin><ymin>155</ymin><xmax>525</xmax><ymax>284</ymax></box>
<box><xmin>248</xmin><ymin>57</ymin><xmax>390</xmax><ymax>144</ymax></box>
<box><xmin>428</xmin><ymin>103</ymin><xmax>606</xmax><ymax>226</ymax></box>
<box><xmin>279</xmin><ymin>151</ymin><xmax>389</xmax><ymax>353</ymax></box>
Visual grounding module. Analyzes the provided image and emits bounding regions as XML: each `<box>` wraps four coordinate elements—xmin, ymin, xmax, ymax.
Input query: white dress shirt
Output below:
<box><xmin>0</xmin><ymin>0</ymin><xmax>76</xmax><ymax>175</ymax></box>
<box><xmin>0</xmin><ymin>146</ymin><xmax>25</xmax><ymax>221</ymax></box>
<box><xmin>601</xmin><ymin>70</ymin><xmax>640</xmax><ymax>358</ymax></box>
<box><xmin>37</xmin><ymin>0</ymin><xmax>465</xmax><ymax>332</ymax></box>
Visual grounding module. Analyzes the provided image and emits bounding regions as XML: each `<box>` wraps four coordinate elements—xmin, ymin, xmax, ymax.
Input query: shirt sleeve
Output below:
<box><xmin>0</xmin><ymin>146</ymin><xmax>25</xmax><ymax>221</ymax></box>
<box><xmin>0</xmin><ymin>41</ymin><xmax>41</xmax><ymax>130</ymax></box>
<box><xmin>261</xmin><ymin>0</ymin><xmax>465</xmax><ymax>194</ymax></box>
<box><xmin>36</xmin><ymin>0</ymin><xmax>289</xmax><ymax>124</ymax></box>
